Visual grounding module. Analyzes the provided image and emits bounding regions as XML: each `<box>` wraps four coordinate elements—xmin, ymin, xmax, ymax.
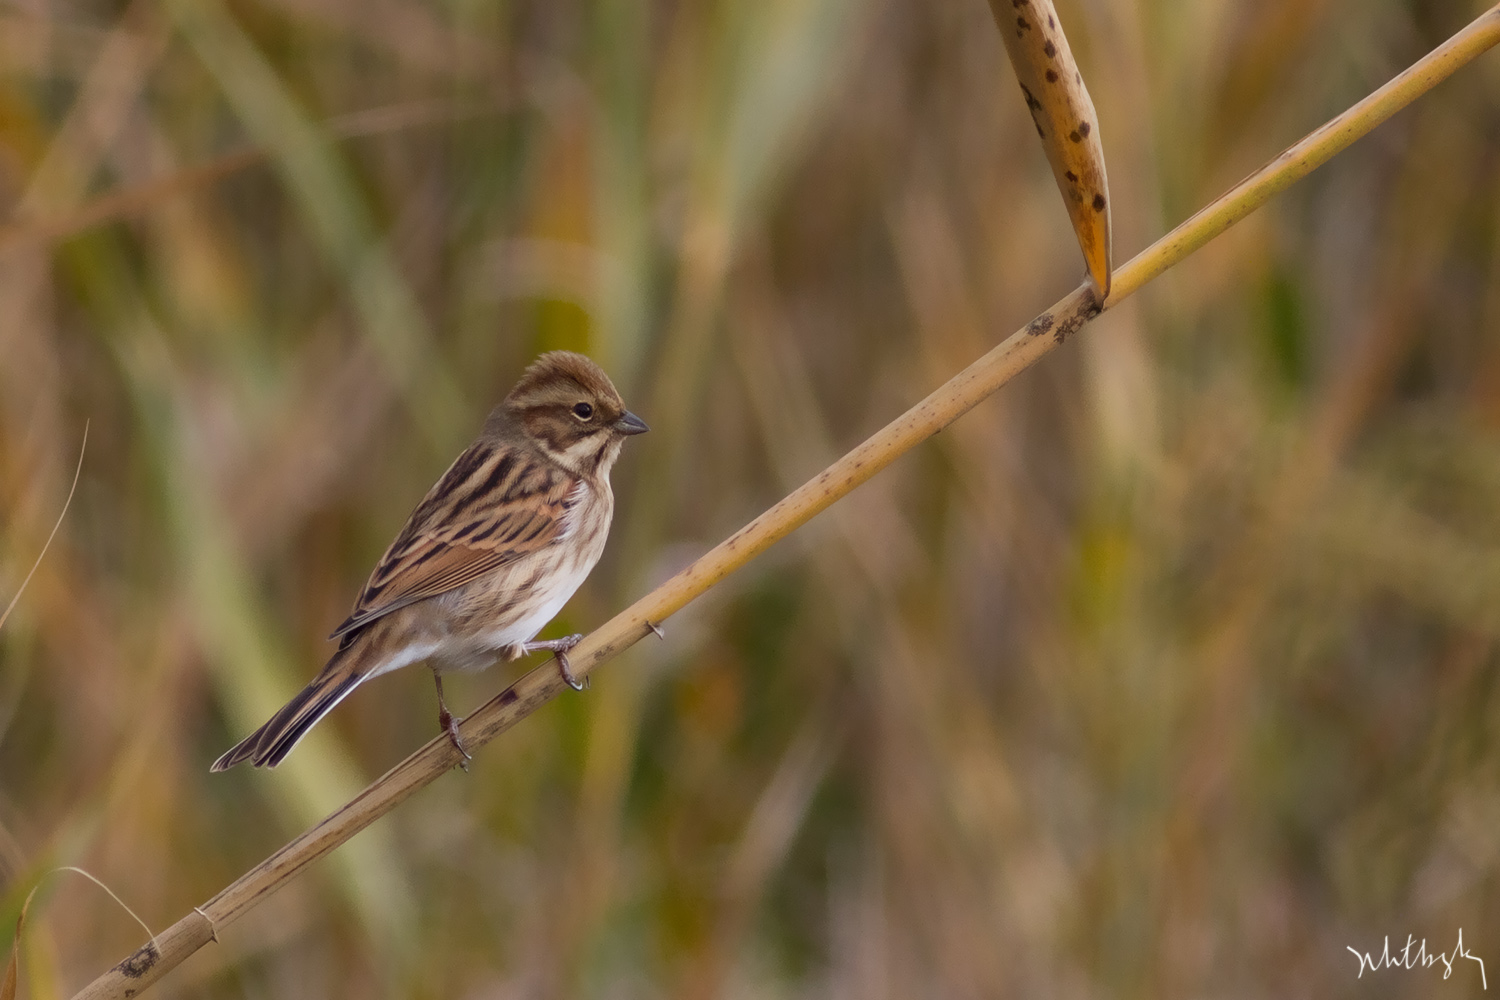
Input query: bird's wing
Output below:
<box><xmin>329</xmin><ymin>442</ymin><xmax>578</xmax><ymax>641</ymax></box>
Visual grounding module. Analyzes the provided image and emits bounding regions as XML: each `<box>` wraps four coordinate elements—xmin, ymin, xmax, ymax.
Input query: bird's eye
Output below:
<box><xmin>572</xmin><ymin>402</ymin><xmax>594</xmax><ymax>420</ymax></box>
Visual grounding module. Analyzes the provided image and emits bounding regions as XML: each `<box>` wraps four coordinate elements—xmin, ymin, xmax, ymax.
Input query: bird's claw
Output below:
<box><xmin>646</xmin><ymin>620</ymin><xmax>664</xmax><ymax>639</ymax></box>
<box><xmin>557</xmin><ymin>650</ymin><xmax>588</xmax><ymax>691</ymax></box>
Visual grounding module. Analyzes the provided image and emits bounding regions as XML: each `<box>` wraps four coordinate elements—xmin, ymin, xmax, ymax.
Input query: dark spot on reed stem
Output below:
<box><xmin>119</xmin><ymin>944</ymin><xmax>160</xmax><ymax>978</ymax></box>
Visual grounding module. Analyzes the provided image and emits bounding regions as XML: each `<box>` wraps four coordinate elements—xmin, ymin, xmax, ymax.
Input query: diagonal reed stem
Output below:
<box><xmin>72</xmin><ymin>6</ymin><xmax>1500</xmax><ymax>997</ymax></box>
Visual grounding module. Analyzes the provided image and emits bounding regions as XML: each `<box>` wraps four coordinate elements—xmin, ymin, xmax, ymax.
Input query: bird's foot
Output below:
<box><xmin>521</xmin><ymin>633</ymin><xmax>583</xmax><ymax>656</ymax></box>
<box><xmin>522</xmin><ymin>635</ymin><xmax>587</xmax><ymax>691</ymax></box>
<box><xmin>434</xmin><ymin>671</ymin><xmax>472</xmax><ymax>772</ymax></box>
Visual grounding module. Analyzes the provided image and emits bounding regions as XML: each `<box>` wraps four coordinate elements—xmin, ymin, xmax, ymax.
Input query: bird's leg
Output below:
<box><xmin>521</xmin><ymin>634</ymin><xmax>586</xmax><ymax>691</ymax></box>
<box><xmin>433</xmin><ymin>671</ymin><xmax>471</xmax><ymax>770</ymax></box>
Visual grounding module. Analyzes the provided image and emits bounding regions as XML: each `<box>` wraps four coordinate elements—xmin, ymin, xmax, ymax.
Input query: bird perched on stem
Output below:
<box><xmin>212</xmin><ymin>351</ymin><xmax>648</xmax><ymax>771</ymax></box>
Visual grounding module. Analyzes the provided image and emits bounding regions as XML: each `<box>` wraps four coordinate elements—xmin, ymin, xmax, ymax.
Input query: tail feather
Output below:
<box><xmin>211</xmin><ymin>648</ymin><xmax>369</xmax><ymax>771</ymax></box>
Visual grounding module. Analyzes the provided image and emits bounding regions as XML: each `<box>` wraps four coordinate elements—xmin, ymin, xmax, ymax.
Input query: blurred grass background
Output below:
<box><xmin>2</xmin><ymin>0</ymin><xmax>1500</xmax><ymax>996</ymax></box>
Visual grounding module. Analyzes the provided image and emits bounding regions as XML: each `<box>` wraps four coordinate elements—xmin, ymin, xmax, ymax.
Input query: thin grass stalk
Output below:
<box><xmin>70</xmin><ymin>6</ymin><xmax>1500</xmax><ymax>998</ymax></box>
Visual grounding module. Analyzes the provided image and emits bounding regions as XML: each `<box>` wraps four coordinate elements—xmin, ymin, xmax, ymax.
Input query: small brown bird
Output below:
<box><xmin>212</xmin><ymin>351</ymin><xmax>647</xmax><ymax>771</ymax></box>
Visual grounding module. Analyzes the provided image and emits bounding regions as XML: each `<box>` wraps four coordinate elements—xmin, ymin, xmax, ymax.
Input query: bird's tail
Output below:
<box><xmin>211</xmin><ymin>642</ymin><xmax>370</xmax><ymax>771</ymax></box>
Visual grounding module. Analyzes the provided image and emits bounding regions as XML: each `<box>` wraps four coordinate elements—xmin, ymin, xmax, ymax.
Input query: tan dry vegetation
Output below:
<box><xmin>2</xmin><ymin>0</ymin><xmax>1500</xmax><ymax>998</ymax></box>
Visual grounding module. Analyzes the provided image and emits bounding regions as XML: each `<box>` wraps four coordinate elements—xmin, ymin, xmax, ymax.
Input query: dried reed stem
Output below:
<box><xmin>72</xmin><ymin>6</ymin><xmax>1500</xmax><ymax>998</ymax></box>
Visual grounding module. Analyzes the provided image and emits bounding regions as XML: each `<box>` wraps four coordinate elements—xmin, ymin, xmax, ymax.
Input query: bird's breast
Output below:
<box><xmin>440</xmin><ymin>477</ymin><xmax>614</xmax><ymax>665</ymax></box>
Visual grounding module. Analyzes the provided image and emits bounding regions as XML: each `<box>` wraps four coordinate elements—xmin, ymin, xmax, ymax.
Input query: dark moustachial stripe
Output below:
<box><xmin>589</xmin><ymin>437</ymin><xmax>614</xmax><ymax>473</ymax></box>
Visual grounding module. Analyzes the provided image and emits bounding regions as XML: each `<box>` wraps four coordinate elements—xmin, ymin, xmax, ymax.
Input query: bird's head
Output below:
<box><xmin>497</xmin><ymin>351</ymin><xmax>648</xmax><ymax>476</ymax></box>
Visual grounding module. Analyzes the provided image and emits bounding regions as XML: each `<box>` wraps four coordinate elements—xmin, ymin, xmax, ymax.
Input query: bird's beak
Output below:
<box><xmin>613</xmin><ymin>410</ymin><xmax>650</xmax><ymax>435</ymax></box>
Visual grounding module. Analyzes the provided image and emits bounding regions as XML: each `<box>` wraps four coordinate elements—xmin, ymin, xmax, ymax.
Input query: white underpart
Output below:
<box><xmin>555</xmin><ymin>478</ymin><xmax>588</xmax><ymax>541</ymax></box>
<box><xmin>366</xmin><ymin>639</ymin><xmax>445</xmax><ymax>679</ymax></box>
<box><xmin>493</xmin><ymin>559</ymin><xmax>588</xmax><ymax>646</ymax></box>
<box><xmin>471</xmin><ymin>477</ymin><xmax>608</xmax><ymax>665</ymax></box>
<box><xmin>491</xmin><ymin>478</ymin><xmax>601</xmax><ymax>642</ymax></box>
